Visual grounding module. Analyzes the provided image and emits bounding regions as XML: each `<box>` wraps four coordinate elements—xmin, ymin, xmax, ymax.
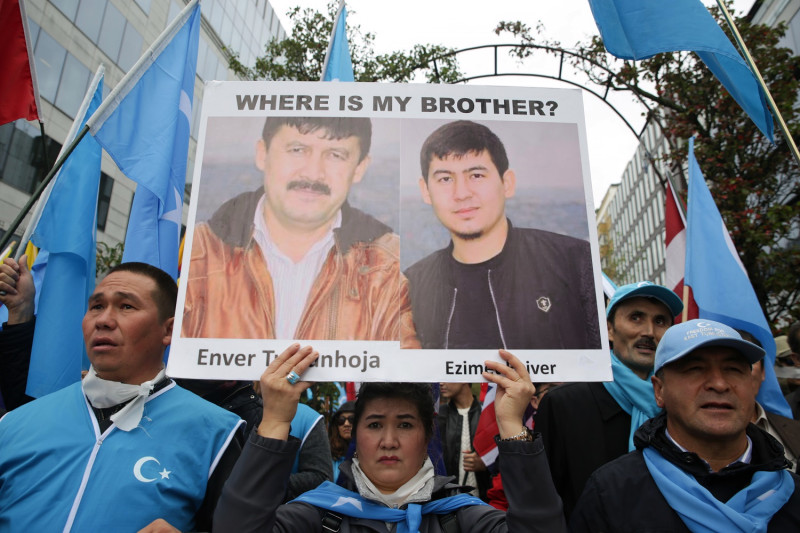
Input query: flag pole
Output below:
<box><xmin>715</xmin><ymin>0</ymin><xmax>800</xmax><ymax>167</ymax></box>
<box><xmin>0</xmin><ymin>126</ymin><xmax>89</xmax><ymax>254</ymax></box>
<box><xmin>319</xmin><ymin>0</ymin><xmax>346</xmax><ymax>81</ymax></box>
<box><xmin>15</xmin><ymin>65</ymin><xmax>106</xmax><ymax>260</ymax></box>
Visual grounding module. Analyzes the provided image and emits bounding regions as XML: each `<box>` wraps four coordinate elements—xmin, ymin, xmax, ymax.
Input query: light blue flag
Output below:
<box><xmin>25</xmin><ymin>72</ymin><xmax>103</xmax><ymax>397</ymax></box>
<box><xmin>587</xmin><ymin>0</ymin><xmax>774</xmax><ymax>141</ymax></box>
<box><xmin>685</xmin><ymin>137</ymin><xmax>790</xmax><ymax>417</ymax></box>
<box><xmin>321</xmin><ymin>1</ymin><xmax>354</xmax><ymax>82</ymax></box>
<box><xmin>88</xmin><ymin>0</ymin><xmax>200</xmax><ymax>279</ymax></box>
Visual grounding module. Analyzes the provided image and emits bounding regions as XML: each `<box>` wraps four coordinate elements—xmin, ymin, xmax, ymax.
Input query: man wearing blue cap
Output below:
<box><xmin>535</xmin><ymin>281</ymin><xmax>683</xmax><ymax>519</ymax></box>
<box><xmin>571</xmin><ymin>319</ymin><xmax>800</xmax><ymax>531</ymax></box>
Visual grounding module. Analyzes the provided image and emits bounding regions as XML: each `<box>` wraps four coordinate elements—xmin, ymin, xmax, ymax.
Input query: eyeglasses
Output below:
<box><xmin>337</xmin><ymin>415</ymin><xmax>355</xmax><ymax>426</ymax></box>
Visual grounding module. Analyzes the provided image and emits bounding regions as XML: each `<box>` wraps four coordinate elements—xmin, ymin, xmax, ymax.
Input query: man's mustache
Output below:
<box><xmin>287</xmin><ymin>180</ymin><xmax>331</xmax><ymax>195</ymax></box>
<box><xmin>634</xmin><ymin>337</ymin><xmax>657</xmax><ymax>351</ymax></box>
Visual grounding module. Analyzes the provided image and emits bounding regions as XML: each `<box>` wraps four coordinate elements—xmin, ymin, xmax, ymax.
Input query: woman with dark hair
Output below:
<box><xmin>214</xmin><ymin>344</ymin><xmax>566</xmax><ymax>532</ymax></box>
<box><xmin>330</xmin><ymin>400</ymin><xmax>355</xmax><ymax>480</ymax></box>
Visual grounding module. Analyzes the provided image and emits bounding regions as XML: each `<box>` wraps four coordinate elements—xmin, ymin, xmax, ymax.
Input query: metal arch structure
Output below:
<box><xmin>410</xmin><ymin>42</ymin><xmax>682</xmax><ymax>193</ymax></box>
<box><xmin>412</xmin><ymin>43</ymin><xmax>658</xmax><ymax>142</ymax></box>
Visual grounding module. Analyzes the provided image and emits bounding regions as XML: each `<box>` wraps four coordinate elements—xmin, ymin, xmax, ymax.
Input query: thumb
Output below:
<box><xmin>18</xmin><ymin>254</ymin><xmax>29</xmax><ymax>275</ymax></box>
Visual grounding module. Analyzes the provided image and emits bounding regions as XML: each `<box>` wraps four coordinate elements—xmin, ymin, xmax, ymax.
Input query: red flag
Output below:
<box><xmin>345</xmin><ymin>382</ymin><xmax>357</xmax><ymax>402</ymax></box>
<box><xmin>0</xmin><ymin>0</ymin><xmax>41</xmax><ymax>124</ymax></box>
<box><xmin>472</xmin><ymin>384</ymin><xmax>500</xmax><ymax>468</ymax></box>
<box><xmin>664</xmin><ymin>182</ymin><xmax>697</xmax><ymax>322</ymax></box>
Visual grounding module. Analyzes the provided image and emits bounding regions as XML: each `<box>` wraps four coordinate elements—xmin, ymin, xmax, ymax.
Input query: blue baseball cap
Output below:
<box><xmin>654</xmin><ymin>319</ymin><xmax>765</xmax><ymax>374</ymax></box>
<box><xmin>606</xmin><ymin>281</ymin><xmax>683</xmax><ymax>318</ymax></box>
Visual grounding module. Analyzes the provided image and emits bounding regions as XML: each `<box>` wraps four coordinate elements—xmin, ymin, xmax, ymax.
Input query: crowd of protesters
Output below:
<box><xmin>2</xmin><ymin>254</ymin><xmax>800</xmax><ymax>531</ymax></box>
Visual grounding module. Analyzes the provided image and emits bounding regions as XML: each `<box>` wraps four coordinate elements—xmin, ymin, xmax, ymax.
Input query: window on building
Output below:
<box><xmin>0</xmin><ymin>122</ymin><xmax>62</xmax><ymax>195</ymax></box>
<box><xmin>221</xmin><ymin>11</ymin><xmax>234</xmax><ymax>44</ymax></box>
<box><xmin>96</xmin><ymin>172</ymin><xmax>114</xmax><ymax>231</ymax></box>
<box><xmin>55</xmin><ymin>54</ymin><xmax>91</xmax><ymax>118</ymax></box>
<box><xmin>118</xmin><ymin>24</ymin><xmax>144</xmax><ymax>72</ymax></box>
<box><xmin>215</xmin><ymin>59</ymin><xmax>228</xmax><ymax>82</ymax></box>
<box><xmin>34</xmin><ymin>30</ymin><xmax>67</xmax><ymax>104</ymax></box>
<box><xmin>51</xmin><ymin>0</ymin><xmax>79</xmax><ymax>21</ymax></box>
<box><xmin>97</xmin><ymin>3</ymin><xmax>125</xmax><ymax>63</ymax></box>
<box><xmin>203</xmin><ymin>48</ymin><xmax>218</xmax><ymax>81</ymax></box>
<box><xmin>784</xmin><ymin>8</ymin><xmax>800</xmax><ymax>54</ymax></box>
<box><xmin>208</xmin><ymin>0</ymin><xmax>224</xmax><ymax>33</ymax></box>
<box><xmin>168</xmin><ymin>0</ymin><xmax>182</xmax><ymax>25</ymax></box>
<box><xmin>197</xmin><ymin>39</ymin><xmax>208</xmax><ymax>81</ymax></box>
<box><xmin>76</xmin><ymin>0</ymin><xmax>105</xmax><ymax>41</ymax></box>
<box><xmin>134</xmin><ymin>0</ymin><xmax>151</xmax><ymax>14</ymax></box>
<box><xmin>27</xmin><ymin>20</ymin><xmax>41</xmax><ymax>47</ymax></box>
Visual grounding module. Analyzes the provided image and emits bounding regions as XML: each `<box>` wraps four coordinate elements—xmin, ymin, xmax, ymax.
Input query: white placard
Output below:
<box><xmin>168</xmin><ymin>81</ymin><xmax>611</xmax><ymax>383</ymax></box>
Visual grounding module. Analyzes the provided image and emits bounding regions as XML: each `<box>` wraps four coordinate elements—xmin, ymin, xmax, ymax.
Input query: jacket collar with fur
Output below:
<box><xmin>207</xmin><ymin>187</ymin><xmax>393</xmax><ymax>252</ymax></box>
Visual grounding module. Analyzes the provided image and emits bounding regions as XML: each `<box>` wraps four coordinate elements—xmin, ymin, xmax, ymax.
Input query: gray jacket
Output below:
<box><xmin>213</xmin><ymin>430</ymin><xmax>566</xmax><ymax>532</ymax></box>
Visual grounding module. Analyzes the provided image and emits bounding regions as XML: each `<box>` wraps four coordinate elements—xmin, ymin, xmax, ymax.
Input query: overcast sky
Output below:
<box><xmin>265</xmin><ymin>0</ymin><xmax>757</xmax><ymax>208</ymax></box>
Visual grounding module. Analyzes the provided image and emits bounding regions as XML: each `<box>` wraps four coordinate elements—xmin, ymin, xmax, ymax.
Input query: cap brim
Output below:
<box><xmin>608</xmin><ymin>286</ymin><xmax>684</xmax><ymax>317</ymax></box>
<box><xmin>657</xmin><ymin>337</ymin><xmax>765</xmax><ymax>373</ymax></box>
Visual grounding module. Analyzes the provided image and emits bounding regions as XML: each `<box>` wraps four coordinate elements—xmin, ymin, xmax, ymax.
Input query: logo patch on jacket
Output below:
<box><xmin>537</xmin><ymin>296</ymin><xmax>551</xmax><ymax>312</ymax></box>
<box><xmin>133</xmin><ymin>456</ymin><xmax>171</xmax><ymax>483</ymax></box>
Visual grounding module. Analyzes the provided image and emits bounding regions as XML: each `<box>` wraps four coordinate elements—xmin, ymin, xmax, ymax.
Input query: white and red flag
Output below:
<box><xmin>472</xmin><ymin>383</ymin><xmax>534</xmax><ymax>471</ymax></box>
<box><xmin>664</xmin><ymin>181</ymin><xmax>697</xmax><ymax>322</ymax></box>
<box><xmin>0</xmin><ymin>0</ymin><xmax>41</xmax><ymax>125</ymax></box>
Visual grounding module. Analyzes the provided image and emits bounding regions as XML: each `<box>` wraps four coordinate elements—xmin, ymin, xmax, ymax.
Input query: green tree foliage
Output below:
<box><xmin>497</xmin><ymin>2</ymin><xmax>800</xmax><ymax>328</ymax></box>
<box><xmin>301</xmin><ymin>382</ymin><xmax>342</xmax><ymax>431</ymax></box>
<box><xmin>228</xmin><ymin>4</ymin><xmax>461</xmax><ymax>83</ymax></box>
<box><xmin>96</xmin><ymin>241</ymin><xmax>124</xmax><ymax>278</ymax></box>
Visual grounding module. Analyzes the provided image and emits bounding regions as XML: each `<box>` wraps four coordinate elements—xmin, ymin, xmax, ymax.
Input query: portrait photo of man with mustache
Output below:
<box><xmin>182</xmin><ymin>116</ymin><xmax>414</xmax><ymax>344</ymax></box>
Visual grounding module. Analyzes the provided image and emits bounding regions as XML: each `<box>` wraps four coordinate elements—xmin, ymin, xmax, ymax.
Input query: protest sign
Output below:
<box><xmin>167</xmin><ymin>81</ymin><xmax>610</xmax><ymax>382</ymax></box>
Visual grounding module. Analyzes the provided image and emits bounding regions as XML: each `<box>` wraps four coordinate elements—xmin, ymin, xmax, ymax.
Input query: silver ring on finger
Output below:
<box><xmin>286</xmin><ymin>370</ymin><xmax>301</xmax><ymax>385</ymax></box>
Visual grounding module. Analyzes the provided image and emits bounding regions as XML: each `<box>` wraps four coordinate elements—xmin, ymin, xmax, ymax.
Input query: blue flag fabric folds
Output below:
<box><xmin>685</xmin><ymin>137</ymin><xmax>790</xmax><ymax>417</ymax></box>
<box><xmin>322</xmin><ymin>2</ymin><xmax>354</xmax><ymax>82</ymax></box>
<box><xmin>587</xmin><ymin>0</ymin><xmax>773</xmax><ymax>141</ymax></box>
<box><xmin>89</xmin><ymin>1</ymin><xmax>200</xmax><ymax>278</ymax></box>
<box><xmin>294</xmin><ymin>481</ymin><xmax>485</xmax><ymax>533</ymax></box>
<box><xmin>26</xmin><ymin>74</ymin><xmax>103</xmax><ymax>397</ymax></box>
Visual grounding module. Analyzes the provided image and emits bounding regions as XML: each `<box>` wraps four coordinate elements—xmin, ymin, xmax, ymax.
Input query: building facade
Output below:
<box><xmin>749</xmin><ymin>0</ymin><xmax>800</xmax><ymax>50</ymax></box>
<box><xmin>598</xmin><ymin>120</ymin><xmax>671</xmax><ymax>286</ymax></box>
<box><xmin>595</xmin><ymin>182</ymin><xmax>619</xmax><ymax>281</ymax></box>
<box><xmin>0</xmin><ymin>0</ymin><xmax>286</xmax><ymax>256</ymax></box>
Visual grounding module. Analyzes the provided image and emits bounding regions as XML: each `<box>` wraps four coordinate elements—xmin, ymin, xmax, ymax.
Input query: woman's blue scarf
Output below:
<box><xmin>602</xmin><ymin>351</ymin><xmax>662</xmax><ymax>451</ymax></box>
<box><xmin>293</xmin><ymin>481</ymin><xmax>486</xmax><ymax>533</ymax></box>
<box><xmin>643</xmin><ymin>446</ymin><xmax>793</xmax><ymax>533</ymax></box>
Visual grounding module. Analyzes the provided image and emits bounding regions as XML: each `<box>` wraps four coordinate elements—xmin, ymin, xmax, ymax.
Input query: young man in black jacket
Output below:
<box><xmin>437</xmin><ymin>382</ymin><xmax>490</xmax><ymax>500</ymax></box>
<box><xmin>404</xmin><ymin>120</ymin><xmax>600</xmax><ymax>351</ymax></box>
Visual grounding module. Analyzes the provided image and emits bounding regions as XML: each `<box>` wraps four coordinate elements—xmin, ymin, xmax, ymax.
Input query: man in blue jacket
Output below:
<box><xmin>0</xmin><ymin>262</ymin><xmax>244</xmax><ymax>532</ymax></box>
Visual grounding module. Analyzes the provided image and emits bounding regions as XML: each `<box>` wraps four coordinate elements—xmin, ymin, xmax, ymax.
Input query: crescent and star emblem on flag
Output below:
<box><xmin>133</xmin><ymin>456</ymin><xmax>172</xmax><ymax>483</ymax></box>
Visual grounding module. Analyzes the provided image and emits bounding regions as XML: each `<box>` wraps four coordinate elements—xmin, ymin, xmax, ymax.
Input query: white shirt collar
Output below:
<box><xmin>665</xmin><ymin>427</ymin><xmax>752</xmax><ymax>470</ymax></box>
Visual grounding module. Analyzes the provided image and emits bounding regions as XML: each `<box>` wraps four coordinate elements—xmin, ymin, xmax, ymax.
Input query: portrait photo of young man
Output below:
<box><xmin>401</xmin><ymin>119</ymin><xmax>601</xmax><ymax>351</ymax></box>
